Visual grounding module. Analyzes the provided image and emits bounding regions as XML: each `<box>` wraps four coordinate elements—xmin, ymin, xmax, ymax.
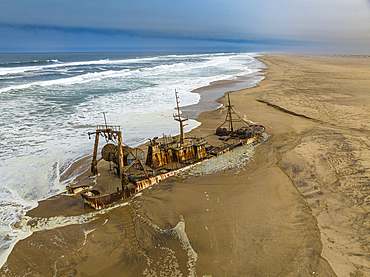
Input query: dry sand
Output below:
<box><xmin>1</xmin><ymin>53</ymin><xmax>370</xmax><ymax>276</ymax></box>
<box><xmin>250</xmin><ymin>54</ymin><xmax>370</xmax><ymax>277</ymax></box>
<box><xmin>218</xmin><ymin>53</ymin><xmax>370</xmax><ymax>276</ymax></box>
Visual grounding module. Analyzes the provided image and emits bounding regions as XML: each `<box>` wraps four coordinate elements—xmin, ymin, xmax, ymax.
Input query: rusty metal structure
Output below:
<box><xmin>215</xmin><ymin>93</ymin><xmax>259</xmax><ymax>138</ymax></box>
<box><xmin>67</xmin><ymin>92</ymin><xmax>265</xmax><ymax>210</ymax></box>
<box><xmin>145</xmin><ymin>90</ymin><xmax>207</xmax><ymax>169</ymax></box>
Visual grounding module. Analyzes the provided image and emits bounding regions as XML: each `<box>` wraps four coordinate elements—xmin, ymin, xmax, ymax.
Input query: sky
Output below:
<box><xmin>0</xmin><ymin>0</ymin><xmax>370</xmax><ymax>53</ymax></box>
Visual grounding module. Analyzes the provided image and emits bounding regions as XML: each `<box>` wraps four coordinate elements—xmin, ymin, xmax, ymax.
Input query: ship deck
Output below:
<box><xmin>69</xmin><ymin>125</ymin><xmax>264</xmax><ymax>197</ymax></box>
<box><xmin>91</xmin><ymin>159</ymin><xmax>190</xmax><ymax>195</ymax></box>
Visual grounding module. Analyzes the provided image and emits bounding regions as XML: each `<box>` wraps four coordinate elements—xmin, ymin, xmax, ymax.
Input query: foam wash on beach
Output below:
<box><xmin>0</xmin><ymin>52</ymin><xmax>264</xmax><ymax>268</ymax></box>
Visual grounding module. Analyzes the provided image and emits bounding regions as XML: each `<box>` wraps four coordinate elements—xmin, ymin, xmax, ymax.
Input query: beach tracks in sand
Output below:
<box><xmin>253</xmin><ymin>54</ymin><xmax>370</xmax><ymax>276</ymax></box>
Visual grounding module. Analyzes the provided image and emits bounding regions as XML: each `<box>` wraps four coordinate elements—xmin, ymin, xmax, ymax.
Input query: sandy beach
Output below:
<box><xmin>2</xmin><ymin>53</ymin><xmax>370</xmax><ymax>276</ymax></box>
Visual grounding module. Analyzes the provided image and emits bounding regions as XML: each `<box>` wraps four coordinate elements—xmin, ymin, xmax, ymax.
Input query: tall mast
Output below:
<box><xmin>227</xmin><ymin>93</ymin><xmax>234</xmax><ymax>132</ymax></box>
<box><xmin>216</xmin><ymin>93</ymin><xmax>251</xmax><ymax>135</ymax></box>
<box><xmin>173</xmin><ymin>90</ymin><xmax>188</xmax><ymax>144</ymax></box>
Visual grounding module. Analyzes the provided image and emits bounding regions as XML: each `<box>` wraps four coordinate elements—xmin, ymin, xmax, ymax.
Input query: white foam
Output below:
<box><xmin>173</xmin><ymin>215</ymin><xmax>198</xmax><ymax>277</ymax></box>
<box><xmin>182</xmin><ymin>132</ymin><xmax>268</xmax><ymax>177</ymax></box>
<box><xmin>0</xmin><ymin>69</ymin><xmax>133</xmax><ymax>93</ymax></box>
<box><xmin>0</xmin><ymin>187</ymin><xmax>37</xmax><ymax>269</ymax></box>
<box><xmin>0</xmin><ymin>56</ymin><xmax>161</xmax><ymax>76</ymax></box>
<box><xmin>0</xmin><ymin>53</ymin><xmax>262</xmax><ymax>95</ymax></box>
<box><xmin>138</xmin><ymin>213</ymin><xmax>198</xmax><ymax>276</ymax></box>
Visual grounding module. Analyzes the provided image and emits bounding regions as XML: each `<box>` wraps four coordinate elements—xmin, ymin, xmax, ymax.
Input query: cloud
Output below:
<box><xmin>255</xmin><ymin>0</ymin><xmax>370</xmax><ymax>42</ymax></box>
<box><xmin>1</xmin><ymin>0</ymin><xmax>369</xmax><ymax>53</ymax></box>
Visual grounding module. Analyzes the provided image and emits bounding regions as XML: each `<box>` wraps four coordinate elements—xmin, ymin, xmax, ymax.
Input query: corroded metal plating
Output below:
<box><xmin>81</xmin><ymin>158</ymin><xmax>212</xmax><ymax>210</ymax></box>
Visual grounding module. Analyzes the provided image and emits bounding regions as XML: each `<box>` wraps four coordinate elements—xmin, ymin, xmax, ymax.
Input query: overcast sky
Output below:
<box><xmin>1</xmin><ymin>0</ymin><xmax>370</xmax><ymax>53</ymax></box>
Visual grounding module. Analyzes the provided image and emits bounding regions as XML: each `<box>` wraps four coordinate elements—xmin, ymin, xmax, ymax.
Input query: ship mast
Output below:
<box><xmin>216</xmin><ymin>93</ymin><xmax>252</xmax><ymax>134</ymax></box>
<box><xmin>88</xmin><ymin>114</ymin><xmax>127</xmax><ymax>189</ymax></box>
<box><xmin>226</xmin><ymin>93</ymin><xmax>234</xmax><ymax>132</ymax></box>
<box><xmin>173</xmin><ymin>90</ymin><xmax>188</xmax><ymax>145</ymax></box>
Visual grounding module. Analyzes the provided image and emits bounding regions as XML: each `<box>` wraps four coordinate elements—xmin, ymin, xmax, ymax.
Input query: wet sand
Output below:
<box><xmin>2</xmin><ymin>53</ymin><xmax>370</xmax><ymax>276</ymax></box>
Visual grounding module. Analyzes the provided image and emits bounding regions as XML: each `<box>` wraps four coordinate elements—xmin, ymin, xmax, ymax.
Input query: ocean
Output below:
<box><xmin>0</xmin><ymin>52</ymin><xmax>265</xmax><ymax>270</ymax></box>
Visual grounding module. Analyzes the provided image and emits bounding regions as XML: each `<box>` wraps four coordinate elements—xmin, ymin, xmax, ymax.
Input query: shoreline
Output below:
<box><xmin>26</xmin><ymin>58</ymin><xmax>266</xmax><ymax>218</ymax></box>
<box><xmin>183</xmin><ymin>71</ymin><xmax>265</xmax><ymax>119</ymax></box>
<box><xmin>54</xmin><ymin>58</ymin><xmax>266</xmax><ymax>187</ymax></box>
<box><xmin>2</xmin><ymin>53</ymin><xmax>370</xmax><ymax>276</ymax></box>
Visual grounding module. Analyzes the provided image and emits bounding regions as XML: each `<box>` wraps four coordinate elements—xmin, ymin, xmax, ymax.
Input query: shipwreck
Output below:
<box><xmin>67</xmin><ymin>91</ymin><xmax>265</xmax><ymax>209</ymax></box>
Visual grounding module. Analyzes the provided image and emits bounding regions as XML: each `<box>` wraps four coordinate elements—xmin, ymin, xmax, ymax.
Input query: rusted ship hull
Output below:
<box><xmin>81</xmin><ymin>158</ymin><xmax>212</xmax><ymax>210</ymax></box>
<box><xmin>80</xmin><ymin>128</ymin><xmax>264</xmax><ymax>210</ymax></box>
<box><xmin>211</xmin><ymin>126</ymin><xmax>264</xmax><ymax>157</ymax></box>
